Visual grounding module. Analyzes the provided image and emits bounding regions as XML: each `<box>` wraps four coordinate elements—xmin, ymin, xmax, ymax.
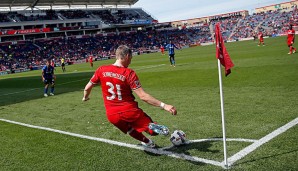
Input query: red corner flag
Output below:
<box><xmin>215</xmin><ymin>23</ymin><xmax>234</xmax><ymax>76</ymax></box>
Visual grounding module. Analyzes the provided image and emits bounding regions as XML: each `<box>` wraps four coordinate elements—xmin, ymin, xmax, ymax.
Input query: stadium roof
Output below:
<box><xmin>0</xmin><ymin>0</ymin><xmax>139</xmax><ymax>8</ymax></box>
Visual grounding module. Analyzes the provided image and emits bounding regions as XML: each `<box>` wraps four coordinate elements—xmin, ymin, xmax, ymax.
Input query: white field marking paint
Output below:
<box><xmin>0</xmin><ymin>64</ymin><xmax>165</xmax><ymax>97</ymax></box>
<box><xmin>160</xmin><ymin>138</ymin><xmax>257</xmax><ymax>150</ymax></box>
<box><xmin>227</xmin><ymin>117</ymin><xmax>298</xmax><ymax>166</ymax></box>
<box><xmin>0</xmin><ymin>118</ymin><xmax>223</xmax><ymax>167</ymax></box>
<box><xmin>135</xmin><ymin>64</ymin><xmax>165</xmax><ymax>70</ymax></box>
<box><xmin>191</xmin><ymin>138</ymin><xmax>257</xmax><ymax>143</ymax></box>
<box><xmin>0</xmin><ymin>78</ymin><xmax>89</xmax><ymax>96</ymax></box>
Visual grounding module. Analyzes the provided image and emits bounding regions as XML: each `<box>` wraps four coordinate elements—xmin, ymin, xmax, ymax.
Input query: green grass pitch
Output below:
<box><xmin>0</xmin><ymin>36</ymin><xmax>297</xmax><ymax>170</ymax></box>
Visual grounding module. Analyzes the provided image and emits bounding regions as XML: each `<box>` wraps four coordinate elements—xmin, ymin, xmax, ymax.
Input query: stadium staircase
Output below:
<box><xmin>228</xmin><ymin>18</ymin><xmax>242</xmax><ymax>40</ymax></box>
<box><xmin>7</xmin><ymin>15</ymin><xmax>15</xmax><ymax>22</ymax></box>
<box><xmin>186</xmin><ymin>32</ymin><xmax>196</xmax><ymax>42</ymax></box>
<box><xmin>90</xmin><ymin>14</ymin><xmax>99</xmax><ymax>19</ymax></box>
<box><xmin>254</xmin><ymin>22</ymin><xmax>264</xmax><ymax>32</ymax></box>
<box><xmin>57</xmin><ymin>12</ymin><xmax>67</xmax><ymax>20</ymax></box>
<box><xmin>33</xmin><ymin>43</ymin><xmax>41</xmax><ymax>49</ymax></box>
<box><xmin>209</xmin><ymin>24</ymin><xmax>214</xmax><ymax>36</ymax></box>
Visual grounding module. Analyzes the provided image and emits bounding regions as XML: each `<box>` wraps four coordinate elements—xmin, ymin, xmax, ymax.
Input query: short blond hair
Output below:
<box><xmin>116</xmin><ymin>45</ymin><xmax>132</xmax><ymax>59</ymax></box>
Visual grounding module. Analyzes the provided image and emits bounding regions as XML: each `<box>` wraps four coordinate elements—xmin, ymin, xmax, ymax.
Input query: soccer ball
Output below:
<box><xmin>170</xmin><ymin>130</ymin><xmax>187</xmax><ymax>146</ymax></box>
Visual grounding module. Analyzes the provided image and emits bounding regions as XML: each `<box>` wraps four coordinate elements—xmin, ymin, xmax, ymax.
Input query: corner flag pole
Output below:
<box><xmin>217</xmin><ymin>59</ymin><xmax>228</xmax><ymax>168</ymax></box>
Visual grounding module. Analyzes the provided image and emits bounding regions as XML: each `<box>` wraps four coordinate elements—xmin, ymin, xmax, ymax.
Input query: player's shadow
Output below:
<box><xmin>233</xmin><ymin>148</ymin><xmax>298</xmax><ymax>166</ymax></box>
<box><xmin>0</xmin><ymin>72</ymin><xmax>92</xmax><ymax>107</ymax></box>
<box><xmin>143</xmin><ymin>140</ymin><xmax>220</xmax><ymax>166</ymax></box>
<box><xmin>168</xmin><ymin>140</ymin><xmax>220</xmax><ymax>154</ymax></box>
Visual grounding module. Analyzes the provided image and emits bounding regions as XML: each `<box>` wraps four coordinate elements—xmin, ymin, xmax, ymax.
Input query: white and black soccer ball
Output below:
<box><xmin>170</xmin><ymin>130</ymin><xmax>187</xmax><ymax>146</ymax></box>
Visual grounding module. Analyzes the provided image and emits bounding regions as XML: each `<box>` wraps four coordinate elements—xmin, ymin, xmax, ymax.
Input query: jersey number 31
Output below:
<box><xmin>106</xmin><ymin>82</ymin><xmax>122</xmax><ymax>100</ymax></box>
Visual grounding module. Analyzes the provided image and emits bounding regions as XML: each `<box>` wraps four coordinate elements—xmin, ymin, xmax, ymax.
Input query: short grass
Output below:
<box><xmin>0</xmin><ymin>36</ymin><xmax>297</xmax><ymax>170</ymax></box>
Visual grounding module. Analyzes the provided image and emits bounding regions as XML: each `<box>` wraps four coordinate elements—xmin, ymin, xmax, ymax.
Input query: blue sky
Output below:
<box><xmin>133</xmin><ymin>0</ymin><xmax>291</xmax><ymax>22</ymax></box>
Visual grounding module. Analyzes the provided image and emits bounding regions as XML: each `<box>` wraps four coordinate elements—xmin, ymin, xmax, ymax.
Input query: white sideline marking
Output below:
<box><xmin>135</xmin><ymin>64</ymin><xmax>165</xmax><ymax>70</ymax></box>
<box><xmin>1</xmin><ymin>88</ymin><xmax>40</xmax><ymax>96</ymax></box>
<box><xmin>227</xmin><ymin>117</ymin><xmax>298</xmax><ymax>166</ymax></box>
<box><xmin>0</xmin><ymin>118</ymin><xmax>223</xmax><ymax>167</ymax></box>
<box><xmin>0</xmin><ymin>78</ymin><xmax>89</xmax><ymax>96</ymax></box>
<box><xmin>0</xmin><ymin>64</ymin><xmax>165</xmax><ymax>97</ymax></box>
<box><xmin>2</xmin><ymin>117</ymin><xmax>296</xmax><ymax>168</ymax></box>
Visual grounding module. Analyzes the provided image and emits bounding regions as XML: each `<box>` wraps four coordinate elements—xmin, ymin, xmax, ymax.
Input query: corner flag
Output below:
<box><xmin>215</xmin><ymin>23</ymin><xmax>234</xmax><ymax>76</ymax></box>
<box><xmin>214</xmin><ymin>22</ymin><xmax>235</xmax><ymax>168</ymax></box>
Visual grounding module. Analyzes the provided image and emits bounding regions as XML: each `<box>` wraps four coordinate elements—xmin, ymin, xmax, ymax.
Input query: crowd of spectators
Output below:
<box><xmin>0</xmin><ymin>13</ymin><xmax>10</xmax><ymax>22</ymax></box>
<box><xmin>4</xmin><ymin>10</ymin><xmax>58</xmax><ymax>22</ymax></box>
<box><xmin>210</xmin><ymin>7</ymin><xmax>298</xmax><ymax>41</ymax></box>
<box><xmin>0</xmin><ymin>27</ymin><xmax>212</xmax><ymax>72</ymax></box>
<box><xmin>92</xmin><ymin>10</ymin><xmax>118</xmax><ymax>24</ymax></box>
<box><xmin>0</xmin><ymin>9</ymin><xmax>154</xmax><ymax>23</ymax></box>
<box><xmin>59</xmin><ymin>10</ymin><xmax>91</xmax><ymax>19</ymax></box>
<box><xmin>210</xmin><ymin>15</ymin><xmax>242</xmax><ymax>41</ymax></box>
<box><xmin>1</xmin><ymin>7</ymin><xmax>298</xmax><ymax>73</ymax></box>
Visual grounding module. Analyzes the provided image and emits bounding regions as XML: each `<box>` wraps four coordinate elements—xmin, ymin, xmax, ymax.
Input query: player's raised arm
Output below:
<box><xmin>133</xmin><ymin>87</ymin><xmax>177</xmax><ymax>115</ymax></box>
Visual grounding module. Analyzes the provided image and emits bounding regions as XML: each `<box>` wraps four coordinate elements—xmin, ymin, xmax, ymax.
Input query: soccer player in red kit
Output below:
<box><xmin>82</xmin><ymin>45</ymin><xmax>177</xmax><ymax>148</ymax></box>
<box><xmin>89</xmin><ymin>55</ymin><xmax>93</xmax><ymax>67</ymax></box>
<box><xmin>160</xmin><ymin>44</ymin><xmax>165</xmax><ymax>55</ymax></box>
<box><xmin>287</xmin><ymin>25</ymin><xmax>296</xmax><ymax>54</ymax></box>
<box><xmin>258</xmin><ymin>31</ymin><xmax>265</xmax><ymax>46</ymax></box>
<box><xmin>50</xmin><ymin>58</ymin><xmax>56</xmax><ymax>71</ymax></box>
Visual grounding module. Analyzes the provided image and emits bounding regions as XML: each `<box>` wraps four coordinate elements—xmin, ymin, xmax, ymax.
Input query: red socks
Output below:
<box><xmin>129</xmin><ymin>129</ymin><xmax>149</xmax><ymax>143</ymax></box>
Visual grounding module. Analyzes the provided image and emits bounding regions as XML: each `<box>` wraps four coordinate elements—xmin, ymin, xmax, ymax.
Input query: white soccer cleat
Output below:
<box><xmin>288</xmin><ymin>52</ymin><xmax>292</xmax><ymax>55</ymax></box>
<box><xmin>141</xmin><ymin>139</ymin><xmax>156</xmax><ymax>148</ymax></box>
<box><xmin>149</xmin><ymin>123</ymin><xmax>169</xmax><ymax>136</ymax></box>
<box><xmin>82</xmin><ymin>97</ymin><xmax>90</xmax><ymax>101</ymax></box>
<box><xmin>44</xmin><ymin>94</ymin><xmax>48</xmax><ymax>97</ymax></box>
<box><xmin>50</xmin><ymin>93</ymin><xmax>54</xmax><ymax>96</ymax></box>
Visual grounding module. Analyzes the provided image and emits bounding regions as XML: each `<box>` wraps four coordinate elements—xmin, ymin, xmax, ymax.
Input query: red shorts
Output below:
<box><xmin>259</xmin><ymin>38</ymin><xmax>264</xmax><ymax>42</ymax></box>
<box><xmin>107</xmin><ymin>108</ymin><xmax>153</xmax><ymax>134</ymax></box>
<box><xmin>288</xmin><ymin>41</ymin><xmax>293</xmax><ymax>47</ymax></box>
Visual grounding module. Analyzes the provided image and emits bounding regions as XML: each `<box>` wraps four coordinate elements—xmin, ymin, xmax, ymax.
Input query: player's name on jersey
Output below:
<box><xmin>103</xmin><ymin>72</ymin><xmax>126</xmax><ymax>81</ymax></box>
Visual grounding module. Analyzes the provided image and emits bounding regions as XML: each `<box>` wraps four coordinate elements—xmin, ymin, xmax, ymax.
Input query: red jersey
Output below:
<box><xmin>89</xmin><ymin>56</ymin><xmax>93</xmax><ymax>63</ymax></box>
<box><xmin>287</xmin><ymin>29</ymin><xmax>295</xmax><ymax>42</ymax></box>
<box><xmin>90</xmin><ymin>65</ymin><xmax>141</xmax><ymax>115</ymax></box>
<box><xmin>258</xmin><ymin>32</ymin><xmax>263</xmax><ymax>39</ymax></box>
<box><xmin>51</xmin><ymin>60</ymin><xmax>55</xmax><ymax>67</ymax></box>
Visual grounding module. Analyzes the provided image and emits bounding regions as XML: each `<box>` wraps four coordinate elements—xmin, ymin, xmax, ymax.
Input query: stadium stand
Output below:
<box><xmin>1</xmin><ymin>0</ymin><xmax>298</xmax><ymax>74</ymax></box>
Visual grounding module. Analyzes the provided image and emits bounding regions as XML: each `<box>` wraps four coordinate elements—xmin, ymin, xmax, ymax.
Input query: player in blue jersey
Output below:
<box><xmin>42</xmin><ymin>59</ymin><xmax>55</xmax><ymax>97</ymax></box>
<box><xmin>166</xmin><ymin>41</ymin><xmax>180</xmax><ymax>67</ymax></box>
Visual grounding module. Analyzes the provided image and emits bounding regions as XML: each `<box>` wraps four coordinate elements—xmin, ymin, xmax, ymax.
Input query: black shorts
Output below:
<box><xmin>61</xmin><ymin>63</ymin><xmax>65</xmax><ymax>67</ymax></box>
<box><xmin>44</xmin><ymin>78</ymin><xmax>54</xmax><ymax>85</ymax></box>
<box><xmin>169</xmin><ymin>54</ymin><xmax>175</xmax><ymax>58</ymax></box>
